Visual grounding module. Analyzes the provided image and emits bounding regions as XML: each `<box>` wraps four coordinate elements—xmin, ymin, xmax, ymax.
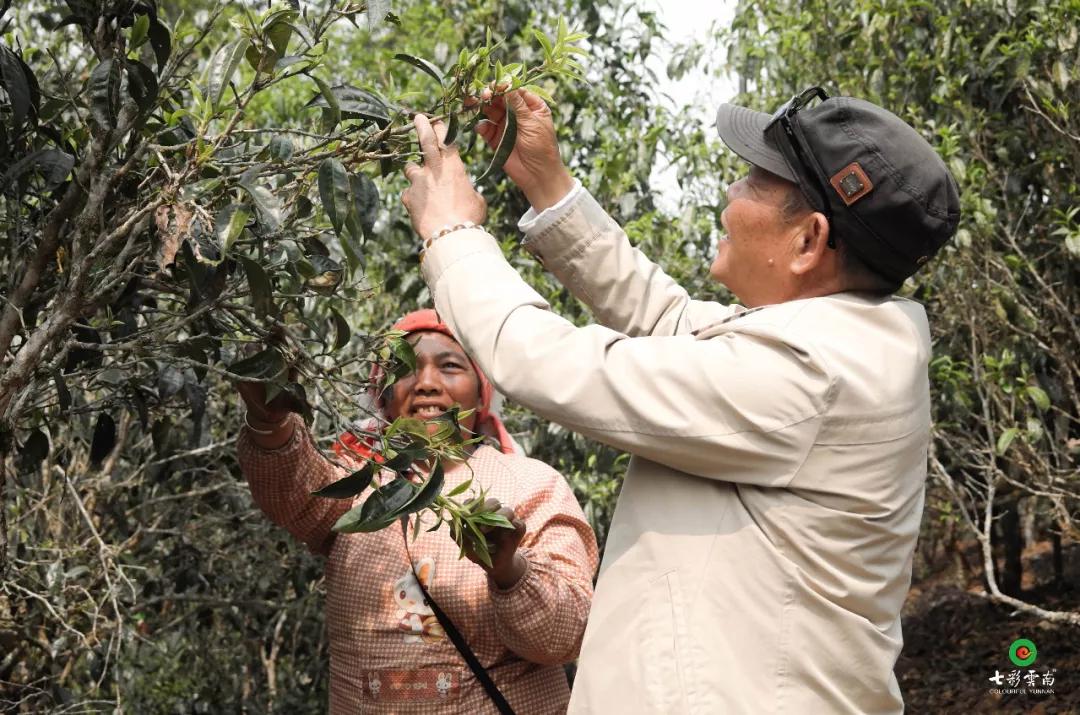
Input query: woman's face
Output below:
<box><xmin>385</xmin><ymin>331</ymin><xmax>481</xmax><ymax>435</ymax></box>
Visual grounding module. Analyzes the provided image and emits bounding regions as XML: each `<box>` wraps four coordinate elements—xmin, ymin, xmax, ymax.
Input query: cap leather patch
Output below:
<box><xmin>830</xmin><ymin>162</ymin><xmax>874</xmax><ymax>206</ymax></box>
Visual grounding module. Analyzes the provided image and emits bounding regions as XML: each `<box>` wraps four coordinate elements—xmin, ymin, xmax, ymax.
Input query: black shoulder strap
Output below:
<box><xmin>400</xmin><ymin>519</ymin><xmax>516</xmax><ymax>715</ymax></box>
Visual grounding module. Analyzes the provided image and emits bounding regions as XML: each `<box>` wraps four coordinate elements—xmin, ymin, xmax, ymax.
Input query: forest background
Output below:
<box><xmin>1</xmin><ymin>0</ymin><xmax>1077</xmax><ymax>711</ymax></box>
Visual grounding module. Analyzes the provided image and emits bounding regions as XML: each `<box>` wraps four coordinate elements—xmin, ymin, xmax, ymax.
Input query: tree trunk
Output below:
<box><xmin>999</xmin><ymin>498</ymin><xmax>1024</xmax><ymax>596</ymax></box>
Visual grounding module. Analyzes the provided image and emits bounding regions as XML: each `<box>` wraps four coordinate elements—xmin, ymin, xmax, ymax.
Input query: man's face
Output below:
<box><xmin>385</xmin><ymin>331</ymin><xmax>481</xmax><ymax>436</ymax></box>
<box><xmin>709</xmin><ymin>166</ymin><xmax>804</xmax><ymax>307</ymax></box>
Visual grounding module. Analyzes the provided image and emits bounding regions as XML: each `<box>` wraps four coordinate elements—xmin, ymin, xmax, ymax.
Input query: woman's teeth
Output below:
<box><xmin>415</xmin><ymin>405</ymin><xmax>444</xmax><ymax>417</ymax></box>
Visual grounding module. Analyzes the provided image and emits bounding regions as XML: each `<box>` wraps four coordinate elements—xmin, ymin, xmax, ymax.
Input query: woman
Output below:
<box><xmin>236</xmin><ymin>309</ymin><xmax>598</xmax><ymax>714</ymax></box>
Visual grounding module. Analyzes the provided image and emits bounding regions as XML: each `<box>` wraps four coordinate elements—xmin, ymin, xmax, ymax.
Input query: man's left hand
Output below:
<box><xmin>401</xmin><ymin>113</ymin><xmax>487</xmax><ymax>240</ymax></box>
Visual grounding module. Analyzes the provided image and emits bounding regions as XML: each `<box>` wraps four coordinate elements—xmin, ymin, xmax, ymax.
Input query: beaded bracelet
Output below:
<box><xmin>419</xmin><ymin>221</ymin><xmax>483</xmax><ymax>263</ymax></box>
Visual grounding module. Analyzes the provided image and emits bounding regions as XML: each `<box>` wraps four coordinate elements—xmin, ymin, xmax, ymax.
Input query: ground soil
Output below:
<box><xmin>897</xmin><ymin>541</ymin><xmax>1080</xmax><ymax>714</ymax></box>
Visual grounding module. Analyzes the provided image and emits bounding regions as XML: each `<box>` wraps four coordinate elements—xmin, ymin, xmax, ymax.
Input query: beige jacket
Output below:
<box><xmin>420</xmin><ymin>189</ymin><xmax>929</xmax><ymax>714</ymax></box>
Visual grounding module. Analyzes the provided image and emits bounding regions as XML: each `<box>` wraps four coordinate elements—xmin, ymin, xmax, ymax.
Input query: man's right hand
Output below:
<box><xmin>474</xmin><ymin>89</ymin><xmax>574</xmax><ymax>212</ymax></box>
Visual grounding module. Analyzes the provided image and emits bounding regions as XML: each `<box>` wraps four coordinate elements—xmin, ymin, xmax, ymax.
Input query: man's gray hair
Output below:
<box><xmin>780</xmin><ymin>183</ymin><xmax>902</xmax><ymax>294</ymax></box>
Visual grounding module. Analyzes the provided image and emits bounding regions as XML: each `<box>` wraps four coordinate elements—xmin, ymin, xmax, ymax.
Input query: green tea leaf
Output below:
<box><xmin>130</xmin><ymin>13</ymin><xmax>150</xmax><ymax>48</ymax></box>
<box><xmin>226</xmin><ymin>346</ymin><xmax>287</xmax><ymax>382</ymax></box>
<box><xmin>0</xmin><ymin>149</ymin><xmax>74</xmax><ymax>189</ymax></box>
<box><xmin>90</xmin><ymin>413</ymin><xmax>116</xmax><ymax>468</ymax></box>
<box><xmin>214</xmin><ymin>204</ymin><xmax>248</xmax><ymax>257</ymax></box>
<box><xmin>443</xmin><ymin>112</ymin><xmax>459</xmax><ymax>146</ymax></box>
<box><xmin>237</xmin><ymin>167</ymin><xmax>282</xmax><ymax>232</ymax></box>
<box><xmin>18</xmin><ymin>429</ymin><xmax>50</xmax><ymax>472</ymax></box>
<box><xmin>312</xmin><ymin>463</ymin><xmax>374</xmax><ymax>499</ymax></box>
<box><xmin>310</xmin><ymin>75</ymin><xmax>341</xmax><ymax>132</ymax></box>
<box><xmin>393</xmin><ymin>53</ymin><xmax>444</xmax><ymax>84</ymax></box>
<box><xmin>266</xmin><ymin>135</ymin><xmax>294</xmax><ymax>162</ymax></box>
<box><xmin>330</xmin><ymin>307</ymin><xmax>351</xmax><ymax>352</ymax></box>
<box><xmin>995</xmin><ymin>426</ymin><xmax>1020</xmax><ymax>456</ymax></box>
<box><xmin>244</xmin><ymin>39</ymin><xmax>279</xmax><ymax>74</ymax></box>
<box><xmin>0</xmin><ymin>47</ymin><xmax>31</xmax><ymax>129</ymax></box>
<box><xmin>521</xmin><ymin>83</ymin><xmax>554</xmax><ymax>103</ymax></box>
<box><xmin>477</xmin><ymin>102</ymin><xmax>516</xmax><ymax>181</ymax></box>
<box><xmin>1026</xmin><ymin>385</ymin><xmax>1051</xmax><ymax>412</ymax></box>
<box><xmin>385</xmin><ymin>417</ymin><xmax>428</xmax><ymax>440</ymax></box>
<box><xmin>332</xmin><ymin>502</ymin><xmax>366</xmax><ymax>532</ymax></box>
<box><xmin>446</xmin><ymin>477</ymin><xmax>472</xmax><ymax>497</ymax></box>
<box><xmin>470</xmin><ymin>512</ymin><xmax>513</xmax><ymax>528</ymax></box>
<box><xmin>208</xmin><ymin>39</ymin><xmax>251</xmax><ymax>108</ymax></box>
<box><xmin>305</xmin><ymin>84</ymin><xmax>390</xmax><ymax>126</ymax></box>
<box><xmin>461</xmin><ymin>516</ymin><xmax>493</xmax><ymax>567</ymax></box>
<box><xmin>334</xmin><ymin>478</ymin><xmax>418</xmax><ymax>533</ymax></box>
<box><xmin>89</xmin><ymin>59</ymin><xmax>121</xmax><ymax>129</ymax></box>
<box><xmin>389</xmin><ymin>335</ymin><xmax>417</xmax><ymax>372</ymax></box>
<box><xmin>318</xmin><ymin>158</ymin><xmax>350</xmax><ymax>237</ymax></box>
<box><xmin>345</xmin><ymin>172</ymin><xmax>379</xmax><ymax>244</ymax></box>
<box><xmin>239</xmin><ymin>256</ymin><xmax>273</xmax><ymax>319</ymax></box>
<box><xmin>124</xmin><ymin>59</ymin><xmax>158</xmax><ymax>115</ymax></box>
<box><xmin>147</xmin><ymin>18</ymin><xmax>172</xmax><ymax>75</ymax></box>
<box><xmin>399</xmin><ymin>462</ymin><xmax>444</xmax><ymax>516</ymax></box>
<box><xmin>263</xmin><ymin>10</ymin><xmax>298</xmax><ymax>58</ymax></box>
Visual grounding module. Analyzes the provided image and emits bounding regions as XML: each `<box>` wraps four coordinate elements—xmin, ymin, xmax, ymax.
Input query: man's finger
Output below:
<box><xmin>402</xmin><ymin>162</ymin><xmax>422</xmax><ymax>183</ymax></box>
<box><xmin>475</xmin><ymin>120</ymin><xmax>499</xmax><ymax>149</ymax></box>
<box><xmin>480</xmin><ymin>96</ymin><xmax>506</xmax><ymax>126</ymax></box>
<box><xmin>413</xmin><ymin>114</ymin><xmax>442</xmax><ymax>166</ymax></box>
<box><xmin>518</xmin><ymin>89</ymin><xmax>551</xmax><ymax>116</ymax></box>
<box><xmin>431</xmin><ymin>118</ymin><xmax>449</xmax><ymax>145</ymax></box>
<box><xmin>505</xmin><ymin>90</ymin><xmax>532</xmax><ymax>122</ymax></box>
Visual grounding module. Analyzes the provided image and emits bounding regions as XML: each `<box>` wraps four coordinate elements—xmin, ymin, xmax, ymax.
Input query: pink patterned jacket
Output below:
<box><xmin>238</xmin><ymin>415</ymin><xmax>599</xmax><ymax>714</ymax></box>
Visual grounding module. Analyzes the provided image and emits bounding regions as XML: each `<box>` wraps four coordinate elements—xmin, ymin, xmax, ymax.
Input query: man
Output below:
<box><xmin>401</xmin><ymin>85</ymin><xmax>959</xmax><ymax>713</ymax></box>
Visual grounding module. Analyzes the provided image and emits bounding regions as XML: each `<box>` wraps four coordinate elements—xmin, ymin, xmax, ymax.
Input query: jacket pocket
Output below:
<box><xmin>638</xmin><ymin>570</ymin><xmax>691</xmax><ymax>714</ymax></box>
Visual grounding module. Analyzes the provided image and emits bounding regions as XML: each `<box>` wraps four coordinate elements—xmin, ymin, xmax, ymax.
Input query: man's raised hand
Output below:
<box><xmin>401</xmin><ymin>113</ymin><xmax>487</xmax><ymax>240</ymax></box>
<box><xmin>475</xmin><ymin>89</ymin><xmax>574</xmax><ymax>211</ymax></box>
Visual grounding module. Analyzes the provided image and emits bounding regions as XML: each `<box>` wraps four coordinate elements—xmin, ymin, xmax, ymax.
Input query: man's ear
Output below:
<box><xmin>789</xmin><ymin>212</ymin><xmax>832</xmax><ymax>276</ymax></box>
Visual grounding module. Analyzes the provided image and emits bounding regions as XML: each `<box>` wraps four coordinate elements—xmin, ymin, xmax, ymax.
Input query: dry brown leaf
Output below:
<box><xmin>153</xmin><ymin>203</ymin><xmax>195</xmax><ymax>270</ymax></box>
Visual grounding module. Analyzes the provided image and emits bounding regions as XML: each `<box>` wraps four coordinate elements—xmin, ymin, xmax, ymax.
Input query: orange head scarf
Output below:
<box><xmin>334</xmin><ymin>309</ymin><xmax>516</xmax><ymax>460</ymax></box>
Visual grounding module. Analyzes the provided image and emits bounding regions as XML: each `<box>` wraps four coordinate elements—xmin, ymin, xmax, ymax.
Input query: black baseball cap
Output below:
<box><xmin>715</xmin><ymin>87</ymin><xmax>960</xmax><ymax>283</ymax></box>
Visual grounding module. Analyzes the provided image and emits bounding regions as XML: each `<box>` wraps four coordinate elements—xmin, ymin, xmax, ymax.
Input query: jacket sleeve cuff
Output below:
<box><xmin>420</xmin><ymin>227</ymin><xmax>505</xmax><ymax>287</ymax></box>
<box><xmin>520</xmin><ymin>188</ymin><xmax>621</xmax><ymax>272</ymax></box>
<box><xmin>517</xmin><ymin>178</ymin><xmax>584</xmax><ymax>235</ymax></box>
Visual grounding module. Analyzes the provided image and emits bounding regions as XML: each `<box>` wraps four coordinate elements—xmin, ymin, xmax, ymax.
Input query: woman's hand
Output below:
<box><xmin>465</xmin><ymin>498</ymin><xmax>528</xmax><ymax>589</ymax></box>
<box><xmin>236</xmin><ymin>379</ymin><xmax>297</xmax><ymax>450</ymax></box>
<box><xmin>401</xmin><ymin>114</ymin><xmax>487</xmax><ymax>240</ymax></box>
<box><xmin>474</xmin><ymin>89</ymin><xmax>573</xmax><ymax>212</ymax></box>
